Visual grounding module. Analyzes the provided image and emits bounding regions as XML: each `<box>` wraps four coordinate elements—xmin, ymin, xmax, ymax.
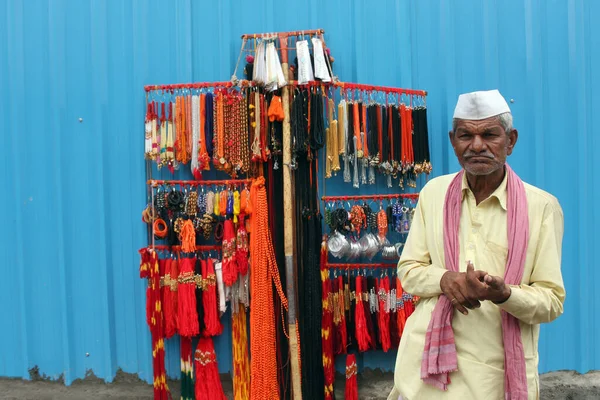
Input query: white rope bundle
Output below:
<box><xmin>252</xmin><ymin>41</ymin><xmax>267</xmax><ymax>85</ymax></box>
<box><xmin>191</xmin><ymin>95</ymin><xmax>200</xmax><ymax>175</ymax></box>
<box><xmin>296</xmin><ymin>40</ymin><xmax>314</xmax><ymax>84</ymax></box>
<box><xmin>145</xmin><ymin>115</ymin><xmax>152</xmax><ymax>157</ymax></box>
<box><xmin>353</xmin><ymin>136</ymin><xmax>359</xmax><ymax>188</ymax></box>
<box><xmin>265</xmin><ymin>41</ymin><xmax>287</xmax><ymax>91</ymax></box>
<box><xmin>343</xmin><ymin>100</ymin><xmax>351</xmax><ymax>183</ymax></box>
<box><xmin>312</xmin><ymin>37</ymin><xmax>331</xmax><ymax>82</ymax></box>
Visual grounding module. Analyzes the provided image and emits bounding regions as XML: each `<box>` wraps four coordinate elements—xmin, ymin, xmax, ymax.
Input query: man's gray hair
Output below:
<box><xmin>452</xmin><ymin>112</ymin><xmax>514</xmax><ymax>134</ymax></box>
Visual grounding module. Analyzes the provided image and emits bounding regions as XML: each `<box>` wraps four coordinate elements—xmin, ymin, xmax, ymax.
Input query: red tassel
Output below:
<box><xmin>235</xmin><ymin>214</ymin><xmax>249</xmax><ymax>275</ymax></box>
<box><xmin>139</xmin><ymin>249</ymin><xmax>152</xmax><ymax>326</ymax></box>
<box><xmin>139</xmin><ymin>249</ymin><xmax>169</xmax><ymax>399</ymax></box>
<box><xmin>354</xmin><ymin>276</ymin><xmax>371</xmax><ymax>352</ymax></box>
<box><xmin>159</xmin><ymin>258</ymin><xmax>168</xmax><ymax>336</ymax></box>
<box><xmin>193</xmin><ymin>167</ymin><xmax>202</xmax><ymax>180</ymax></box>
<box><xmin>397</xmin><ymin>278</ymin><xmax>407</xmax><ymax>337</ymax></box>
<box><xmin>195</xmin><ymin>337</ymin><xmax>227</xmax><ymax>400</ymax></box>
<box><xmin>164</xmin><ymin>258</ymin><xmax>178</xmax><ymax>338</ymax></box>
<box><xmin>345</xmin><ymin>354</ymin><xmax>358</xmax><ymax>400</ymax></box>
<box><xmin>377</xmin><ymin>276</ymin><xmax>391</xmax><ymax>352</ymax></box>
<box><xmin>203</xmin><ymin>258</ymin><xmax>223</xmax><ymax>336</ymax></box>
<box><xmin>177</xmin><ymin>256</ymin><xmax>199</xmax><ymax>337</ymax></box>
<box><xmin>222</xmin><ymin>220</ymin><xmax>238</xmax><ymax>286</ymax></box>
<box><xmin>334</xmin><ymin>275</ymin><xmax>347</xmax><ymax>355</ymax></box>
<box><xmin>320</xmin><ymin>240</ymin><xmax>335</xmax><ymax>399</ymax></box>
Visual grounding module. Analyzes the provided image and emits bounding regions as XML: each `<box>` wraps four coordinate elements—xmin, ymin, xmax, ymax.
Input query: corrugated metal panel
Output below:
<box><xmin>0</xmin><ymin>0</ymin><xmax>597</xmax><ymax>385</ymax></box>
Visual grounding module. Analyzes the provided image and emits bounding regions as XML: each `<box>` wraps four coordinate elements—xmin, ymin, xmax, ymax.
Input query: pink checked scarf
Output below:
<box><xmin>421</xmin><ymin>165</ymin><xmax>529</xmax><ymax>399</ymax></box>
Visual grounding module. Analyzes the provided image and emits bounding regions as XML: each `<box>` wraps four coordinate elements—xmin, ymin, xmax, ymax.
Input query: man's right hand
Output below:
<box><xmin>440</xmin><ymin>261</ymin><xmax>488</xmax><ymax>315</ymax></box>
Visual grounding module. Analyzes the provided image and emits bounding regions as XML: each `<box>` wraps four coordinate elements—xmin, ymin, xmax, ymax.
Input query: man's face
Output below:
<box><xmin>450</xmin><ymin>117</ymin><xmax>518</xmax><ymax>176</ymax></box>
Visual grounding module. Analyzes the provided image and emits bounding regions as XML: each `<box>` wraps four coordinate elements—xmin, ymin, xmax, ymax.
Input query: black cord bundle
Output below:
<box><xmin>291</xmin><ymin>89</ymin><xmax>309</xmax><ymax>155</ymax></box>
<box><xmin>205</xmin><ymin>92</ymin><xmax>214</xmax><ymax>158</ymax></box>
<box><xmin>381</xmin><ymin>106</ymin><xmax>390</xmax><ymax>164</ymax></box>
<box><xmin>412</xmin><ymin>107</ymin><xmax>430</xmax><ymax>165</ymax></box>
<box><xmin>263</xmin><ymin>155</ymin><xmax>290</xmax><ymax>399</ymax></box>
<box><xmin>392</xmin><ymin>106</ymin><xmax>402</xmax><ymax>165</ymax></box>
<box><xmin>347</xmin><ymin>102</ymin><xmax>354</xmax><ymax>155</ymax></box>
<box><xmin>167</xmin><ymin>190</ymin><xmax>185</xmax><ymax>211</ymax></box>
<box><xmin>330</xmin><ymin>207</ymin><xmax>350</xmax><ymax>234</ymax></box>
<box><xmin>295</xmin><ymin>153</ymin><xmax>324</xmax><ymax>400</ymax></box>
<box><xmin>363</xmin><ymin>204</ymin><xmax>377</xmax><ymax>231</ymax></box>
<box><xmin>422</xmin><ymin>107</ymin><xmax>430</xmax><ymax>162</ymax></box>
<box><xmin>310</xmin><ymin>88</ymin><xmax>325</xmax><ymax>151</ymax></box>
<box><xmin>367</xmin><ymin>105</ymin><xmax>378</xmax><ymax>158</ymax></box>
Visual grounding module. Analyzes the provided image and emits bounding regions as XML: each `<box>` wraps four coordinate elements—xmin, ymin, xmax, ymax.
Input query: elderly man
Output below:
<box><xmin>388</xmin><ymin>90</ymin><xmax>565</xmax><ymax>400</ymax></box>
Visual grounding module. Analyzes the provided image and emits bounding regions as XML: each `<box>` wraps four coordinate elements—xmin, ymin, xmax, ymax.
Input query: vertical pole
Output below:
<box><xmin>279</xmin><ymin>33</ymin><xmax>302</xmax><ymax>400</ymax></box>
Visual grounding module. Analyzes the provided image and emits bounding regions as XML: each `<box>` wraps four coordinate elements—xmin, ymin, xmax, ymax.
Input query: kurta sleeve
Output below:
<box><xmin>498</xmin><ymin>204</ymin><xmax>565</xmax><ymax>324</ymax></box>
<box><xmin>397</xmin><ymin>187</ymin><xmax>446</xmax><ymax>298</ymax></box>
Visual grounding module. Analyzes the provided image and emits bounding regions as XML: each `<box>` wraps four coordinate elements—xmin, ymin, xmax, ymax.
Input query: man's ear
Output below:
<box><xmin>506</xmin><ymin>129</ymin><xmax>518</xmax><ymax>155</ymax></box>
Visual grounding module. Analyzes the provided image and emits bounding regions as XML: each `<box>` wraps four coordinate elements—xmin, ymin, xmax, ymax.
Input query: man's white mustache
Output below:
<box><xmin>464</xmin><ymin>152</ymin><xmax>494</xmax><ymax>159</ymax></box>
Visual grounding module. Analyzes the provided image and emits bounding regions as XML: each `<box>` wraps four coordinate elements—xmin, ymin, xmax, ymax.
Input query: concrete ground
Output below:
<box><xmin>0</xmin><ymin>369</ymin><xmax>598</xmax><ymax>399</ymax></box>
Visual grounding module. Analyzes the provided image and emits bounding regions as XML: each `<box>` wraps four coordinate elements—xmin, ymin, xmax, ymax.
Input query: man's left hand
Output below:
<box><xmin>482</xmin><ymin>274</ymin><xmax>512</xmax><ymax>304</ymax></box>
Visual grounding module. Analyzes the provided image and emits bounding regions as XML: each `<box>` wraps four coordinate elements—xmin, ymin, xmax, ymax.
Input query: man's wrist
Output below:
<box><xmin>493</xmin><ymin>285</ymin><xmax>512</xmax><ymax>304</ymax></box>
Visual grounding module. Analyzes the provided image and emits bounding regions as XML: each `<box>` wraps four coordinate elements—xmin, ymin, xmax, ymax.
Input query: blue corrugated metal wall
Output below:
<box><xmin>1</xmin><ymin>0</ymin><xmax>597</xmax><ymax>385</ymax></box>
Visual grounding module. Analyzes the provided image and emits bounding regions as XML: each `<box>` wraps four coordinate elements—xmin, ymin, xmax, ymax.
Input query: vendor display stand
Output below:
<box><xmin>139</xmin><ymin>28</ymin><xmax>431</xmax><ymax>400</ymax></box>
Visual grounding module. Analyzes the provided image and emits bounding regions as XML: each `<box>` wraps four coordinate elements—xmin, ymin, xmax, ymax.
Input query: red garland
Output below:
<box><xmin>334</xmin><ymin>275</ymin><xmax>347</xmax><ymax>355</ymax></box>
<box><xmin>377</xmin><ymin>276</ymin><xmax>391</xmax><ymax>352</ymax></box>
<box><xmin>222</xmin><ymin>219</ymin><xmax>238</xmax><ymax>286</ymax></box>
<box><xmin>160</xmin><ymin>258</ymin><xmax>169</xmax><ymax>337</ymax></box>
<box><xmin>235</xmin><ymin>214</ymin><xmax>249</xmax><ymax>275</ymax></box>
<box><xmin>138</xmin><ymin>249</ymin><xmax>169</xmax><ymax>400</ymax></box>
<box><xmin>202</xmin><ymin>258</ymin><xmax>223</xmax><ymax>337</ymax></box>
<box><xmin>164</xmin><ymin>257</ymin><xmax>179</xmax><ymax>338</ymax></box>
<box><xmin>177</xmin><ymin>256</ymin><xmax>200</xmax><ymax>337</ymax></box>
<box><xmin>396</xmin><ymin>278</ymin><xmax>407</xmax><ymax>338</ymax></box>
<box><xmin>195</xmin><ymin>337</ymin><xmax>227</xmax><ymax>400</ymax></box>
<box><xmin>345</xmin><ymin>353</ymin><xmax>358</xmax><ymax>400</ymax></box>
<box><xmin>354</xmin><ymin>276</ymin><xmax>371</xmax><ymax>352</ymax></box>
<box><xmin>320</xmin><ymin>240</ymin><xmax>335</xmax><ymax>399</ymax></box>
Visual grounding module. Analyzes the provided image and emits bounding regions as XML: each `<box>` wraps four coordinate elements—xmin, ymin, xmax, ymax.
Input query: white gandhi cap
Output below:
<box><xmin>453</xmin><ymin>89</ymin><xmax>511</xmax><ymax>120</ymax></box>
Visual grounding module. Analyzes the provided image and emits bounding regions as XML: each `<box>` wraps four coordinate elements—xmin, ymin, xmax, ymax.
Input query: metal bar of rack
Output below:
<box><xmin>321</xmin><ymin>193</ymin><xmax>419</xmax><ymax>201</ymax></box>
<box><xmin>241</xmin><ymin>29</ymin><xmax>325</xmax><ymax>39</ymax></box>
<box><xmin>325</xmin><ymin>263</ymin><xmax>397</xmax><ymax>269</ymax></box>
<box><xmin>147</xmin><ymin>179</ymin><xmax>251</xmax><ymax>186</ymax></box>
<box><xmin>148</xmin><ymin>245</ymin><xmax>221</xmax><ymax>252</ymax></box>
<box><xmin>144</xmin><ymin>79</ymin><xmax>427</xmax><ymax>98</ymax></box>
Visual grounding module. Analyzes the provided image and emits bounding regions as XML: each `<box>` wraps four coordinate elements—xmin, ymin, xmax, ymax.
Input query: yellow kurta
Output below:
<box><xmin>389</xmin><ymin>172</ymin><xmax>565</xmax><ymax>400</ymax></box>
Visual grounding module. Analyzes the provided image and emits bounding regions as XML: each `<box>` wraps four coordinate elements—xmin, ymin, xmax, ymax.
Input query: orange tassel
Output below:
<box><xmin>180</xmin><ymin>219</ymin><xmax>196</xmax><ymax>253</ymax></box>
<box><xmin>232</xmin><ymin>307</ymin><xmax>250</xmax><ymax>400</ymax></box>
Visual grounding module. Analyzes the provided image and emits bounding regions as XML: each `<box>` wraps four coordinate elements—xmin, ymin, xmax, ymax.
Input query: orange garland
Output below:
<box><xmin>249</xmin><ymin>177</ymin><xmax>288</xmax><ymax>400</ymax></box>
<box><xmin>232</xmin><ymin>306</ymin><xmax>251</xmax><ymax>400</ymax></box>
<box><xmin>153</xmin><ymin>218</ymin><xmax>168</xmax><ymax>238</ymax></box>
